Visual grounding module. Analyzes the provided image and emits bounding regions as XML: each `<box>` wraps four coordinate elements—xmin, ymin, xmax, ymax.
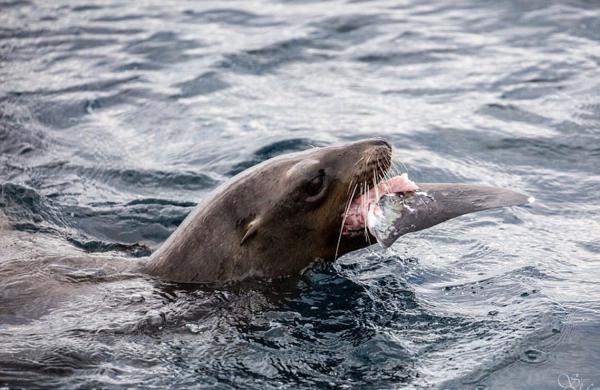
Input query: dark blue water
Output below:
<box><xmin>1</xmin><ymin>0</ymin><xmax>600</xmax><ymax>388</ymax></box>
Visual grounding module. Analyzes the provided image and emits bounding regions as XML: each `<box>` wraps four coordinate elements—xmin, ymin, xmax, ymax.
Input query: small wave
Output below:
<box><xmin>182</xmin><ymin>9</ymin><xmax>277</xmax><ymax>27</ymax></box>
<box><xmin>218</xmin><ymin>38</ymin><xmax>332</xmax><ymax>75</ymax></box>
<box><xmin>171</xmin><ymin>71</ymin><xmax>230</xmax><ymax>98</ymax></box>
<box><xmin>124</xmin><ymin>31</ymin><xmax>203</xmax><ymax>64</ymax></box>
<box><xmin>30</xmin><ymin>162</ymin><xmax>219</xmax><ymax>191</ymax></box>
<box><xmin>0</xmin><ymin>183</ymin><xmax>68</xmax><ymax>230</ymax></box>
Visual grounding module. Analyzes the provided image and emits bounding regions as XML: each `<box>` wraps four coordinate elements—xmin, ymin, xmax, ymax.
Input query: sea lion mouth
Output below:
<box><xmin>342</xmin><ymin>173</ymin><xmax>418</xmax><ymax>236</ymax></box>
<box><xmin>339</xmin><ymin>145</ymin><xmax>417</xmax><ymax>237</ymax></box>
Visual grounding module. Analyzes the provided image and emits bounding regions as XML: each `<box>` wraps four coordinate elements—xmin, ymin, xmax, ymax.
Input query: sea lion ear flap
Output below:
<box><xmin>240</xmin><ymin>217</ymin><xmax>261</xmax><ymax>246</ymax></box>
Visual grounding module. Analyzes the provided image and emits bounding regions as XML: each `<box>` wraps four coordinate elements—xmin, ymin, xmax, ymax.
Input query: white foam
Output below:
<box><xmin>528</xmin><ymin>196</ymin><xmax>536</xmax><ymax>204</ymax></box>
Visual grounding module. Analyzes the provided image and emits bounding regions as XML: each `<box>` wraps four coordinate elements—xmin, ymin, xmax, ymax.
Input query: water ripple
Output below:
<box><xmin>1</xmin><ymin>0</ymin><xmax>600</xmax><ymax>388</ymax></box>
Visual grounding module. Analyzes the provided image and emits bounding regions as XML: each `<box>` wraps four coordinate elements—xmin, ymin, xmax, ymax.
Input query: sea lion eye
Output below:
<box><xmin>305</xmin><ymin>171</ymin><xmax>325</xmax><ymax>197</ymax></box>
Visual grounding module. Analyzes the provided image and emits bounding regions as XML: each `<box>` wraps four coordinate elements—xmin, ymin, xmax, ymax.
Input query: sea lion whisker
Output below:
<box><xmin>378</xmin><ymin>164</ymin><xmax>389</xmax><ymax>187</ymax></box>
<box><xmin>381</xmin><ymin>165</ymin><xmax>393</xmax><ymax>187</ymax></box>
<box><xmin>335</xmin><ymin>184</ymin><xmax>358</xmax><ymax>260</ymax></box>
<box><xmin>365</xmin><ymin>190</ymin><xmax>371</xmax><ymax>246</ymax></box>
<box><xmin>386</xmin><ymin>168</ymin><xmax>395</xmax><ymax>186</ymax></box>
<box><xmin>363</xmin><ymin>155</ymin><xmax>372</xmax><ymax>178</ymax></box>
<box><xmin>373</xmin><ymin>170</ymin><xmax>380</xmax><ymax>201</ymax></box>
<box><xmin>396</xmin><ymin>157</ymin><xmax>410</xmax><ymax>175</ymax></box>
<box><xmin>359</xmin><ymin>181</ymin><xmax>366</xmax><ymax>239</ymax></box>
<box><xmin>348</xmin><ymin>155</ymin><xmax>368</xmax><ymax>195</ymax></box>
<box><xmin>379</xmin><ymin>167</ymin><xmax>392</xmax><ymax>194</ymax></box>
<box><xmin>364</xmin><ymin>182</ymin><xmax>371</xmax><ymax>241</ymax></box>
<box><xmin>387</xmin><ymin>160</ymin><xmax>398</xmax><ymax>177</ymax></box>
<box><xmin>352</xmin><ymin>155</ymin><xmax>365</xmax><ymax>170</ymax></box>
<box><xmin>393</xmin><ymin>158</ymin><xmax>408</xmax><ymax>176</ymax></box>
<box><xmin>347</xmin><ymin>171</ymin><xmax>359</xmax><ymax>195</ymax></box>
<box><xmin>390</xmin><ymin>152</ymin><xmax>408</xmax><ymax>174</ymax></box>
<box><xmin>346</xmin><ymin>177</ymin><xmax>354</xmax><ymax>195</ymax></box>
<box><xmin>359</xmin><ymin>182</ymin><xmax>365</xmax><ymax>221</ymax></box>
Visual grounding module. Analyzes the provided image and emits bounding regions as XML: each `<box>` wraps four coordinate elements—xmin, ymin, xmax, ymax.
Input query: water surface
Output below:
<box><xmin>1</xmin><ymin>0</ymin><xmax>600</xmax><ymax>388</ymax></box>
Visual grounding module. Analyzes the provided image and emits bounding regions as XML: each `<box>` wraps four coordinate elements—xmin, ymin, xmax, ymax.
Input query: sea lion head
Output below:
<box><xmin>232</xmin><ymin>139</ymin><xmax>392</xmax><ymax>274</ymax></box>
<box><xmin>148</xmin><ymin>139</ymin><xmax>401</xmax><ymax>282</ymax></box>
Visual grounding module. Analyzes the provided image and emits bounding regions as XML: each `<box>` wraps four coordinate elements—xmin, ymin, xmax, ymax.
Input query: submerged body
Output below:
<box><xmin>0</xmin><ymin>211</ymin><xmax>144</xmax><ymax>321</ymax></box>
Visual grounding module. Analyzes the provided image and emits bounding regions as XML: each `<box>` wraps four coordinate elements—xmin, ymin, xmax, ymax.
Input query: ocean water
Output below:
<box><xmin>1</xmin><ymin>0</ymin><xmax>600</xmax><ymax>388</ymax></box>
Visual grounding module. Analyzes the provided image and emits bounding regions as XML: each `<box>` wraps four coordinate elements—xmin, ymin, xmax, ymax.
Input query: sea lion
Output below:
<box><xmin>144</xmin><ymin>139</ymin><xmax>529</xmax><ymax>284</ymax></box>
<box><xmin>1</xmin><ymin>138</ymin><xmax>531</xmax><ymax>323</ymax></box>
